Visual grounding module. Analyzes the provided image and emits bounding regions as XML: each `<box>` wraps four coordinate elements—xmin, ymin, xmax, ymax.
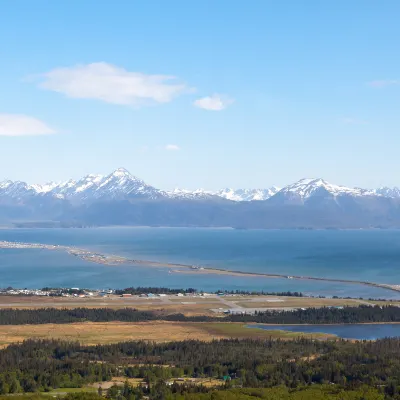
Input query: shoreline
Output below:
<box><xmin>1</xmin><ymin>240</ymin><xmax>400</xmax><ymax>294</ymax></box>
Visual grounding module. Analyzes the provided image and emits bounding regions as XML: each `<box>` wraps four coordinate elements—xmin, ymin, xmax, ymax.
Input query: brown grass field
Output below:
<box><xmin>0</xmin><ymin>296</ymin><xmax>225</xmax><ymax>316</ymax></box>
<box><xmin>0</xmin><ymin>294</ymin><xmax>377</xmax><ymax>313</ymax></box>
<box><xmin>236</xmin><ymin>297</ymin><xmax>362</xmax><ymax>308</ymax></box>
<box><xmin>0</xmin><ymin>321</ymin><xmax>219</xmax><ymax>347</ymax></box>
<box><xmin>0</xmin><ymin>321</ymin><xmax>335</xmax><ymax>347</ymax></box>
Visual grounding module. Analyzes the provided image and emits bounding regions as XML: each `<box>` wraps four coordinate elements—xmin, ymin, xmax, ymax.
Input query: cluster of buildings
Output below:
<box><xmin>0</xmin><ymin>288</ymin><xmax>52</xmax><ymax>296</ymax></box>
<box><xmin>0</xmin><ymin>287</ymin><xmax>115</xmax><ymax>297</ymax></box>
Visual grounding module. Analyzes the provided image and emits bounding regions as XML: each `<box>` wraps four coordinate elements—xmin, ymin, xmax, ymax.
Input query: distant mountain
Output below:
<box><xmin>166</xmin><ymin>188</ymin><xmax>215</xmax><ymax>200</ymax></box>
<box><xmin>214</xmin><ymin>187</ymin><xmax>281</xmax><ymax>201</ymax></box>
<box><xmin>375</xmin><ymin>187</ymin><xmax>400</xmax><ymax>198</ymax></box>
<box><xmin>268</xmin><ymin>178</ymin><xmax>378</xmax><ymax>206</ymax></box>
<box><xmin>2</xmin><ymin>170</ymin><xmax>400</xmax><ymax>228</ymax></box>
<box><xmin>165</xmin><ymin>187</ymin><xmax>281</xmax><ymax>201</ymax></box>
<box><xmin>0</xmin><ymin>168</ymin><xmax>164</xmax><ymax>203</ymax></box>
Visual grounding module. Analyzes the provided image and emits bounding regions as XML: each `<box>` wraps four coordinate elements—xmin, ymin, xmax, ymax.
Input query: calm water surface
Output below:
<box><xmin>1</xmin><ymin>227</ymin><xmax>400</xmax><ymax>297</ymax></box>
<box><xmin>247</xmin><ymin>323</ymin><xmax>400</xmax><ymax>340</ymax></box>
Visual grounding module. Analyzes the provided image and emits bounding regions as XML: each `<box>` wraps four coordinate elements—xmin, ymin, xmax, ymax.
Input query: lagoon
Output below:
<box><xmin>246</xmin><ymin>323</ymin><xmax>400</xmax><ymax>340</ymax></box>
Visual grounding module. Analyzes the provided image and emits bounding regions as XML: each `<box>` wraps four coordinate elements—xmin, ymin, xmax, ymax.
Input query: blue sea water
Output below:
<box><xmin>247</xmin><ymin>323</ymin><xmax>400</xmax><ymax>340</ymax></box>
<box><xmin>1</xmin><ymin>227</ymin><xmax>400</xmax><ymax>298</ymax></box>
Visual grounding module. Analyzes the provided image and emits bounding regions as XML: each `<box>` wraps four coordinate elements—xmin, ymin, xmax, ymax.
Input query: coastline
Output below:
<box><xmin>1</xmin><ymin>239</ymin><xmax>400</xmax><ymax>294</ymax></box>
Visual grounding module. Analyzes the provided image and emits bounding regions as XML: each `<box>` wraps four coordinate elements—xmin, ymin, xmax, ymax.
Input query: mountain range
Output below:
<box><xmin>2</xmin><ymin>168</ymin><xmax>400</xmax><ymax>229</ymax></box>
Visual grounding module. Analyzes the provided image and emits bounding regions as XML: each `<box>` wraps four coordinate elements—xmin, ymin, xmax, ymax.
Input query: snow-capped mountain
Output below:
<box><xmin>268</xmin><ymin>178</ymin><xmax>379</xmax><ymax>205</ymax></box>
<box><xmin>215</xmin><ymin>187</ymin><xmax>281</xmax><ymax>201</ymax></box>
<box><xmin>0</xmin><ymin>168</ymin><xmax>164</xmax><ymax>203</ymax></box>
<box><xmin>51</xmin><ymin>168</ymin><xmax>163</xmax><ymax>201</ymax></box>
<box><xmin>374</xmin><ymin>187</ymin><xmax>400</xmax><ymax>198</ymax></box>
<box><xmin>166</xmin><ymin>188</ymin><xmax>214</xmax><ymax>200</ymax></box>
<box><xmin>165</xmin><ymin>187</ymin><xmax>281</xmax><ymax>201</ymax></box>
<box><xmin>3</xmin><ymin>171</ymin><xmax>400</xmax><ymax>228</ymax></box>
<box><xmin>0</xmin><ymin>180</ymin><xmax>39</xmax><ymax>200</ymax></box>
<box><xmin>283</xmin><ymin>178</ymin><xmax>376</xmax><ymax>198</ymax></box>
<box><xmin>2</xmin><ymin>170</ymin><xmax>400</xmax><ymax>205</ymax></box>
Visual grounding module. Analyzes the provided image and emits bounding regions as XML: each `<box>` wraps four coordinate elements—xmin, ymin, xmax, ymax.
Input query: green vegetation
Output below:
<box><xmin>200</xmin><ymin>323</ymin><xmax>334</xmax><ymax>339</ymax></box>
<box><xmin>0</xmin><ymin>338</ymin><xmax>399</xmax><ymax>398</ymax></box>
<box><xmin>2</xmin><ymin>305</ymin><xmax>400</xmax><ymax>325</ymax></box>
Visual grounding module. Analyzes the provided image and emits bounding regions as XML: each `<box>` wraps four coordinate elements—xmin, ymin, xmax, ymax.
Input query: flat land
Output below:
<box><xmin>199</xmin><ymin>322</ymin><xmax>334</xmax><ymax>340</ymax></box>
<box><xmin>0</xmin><ymin>294</ymin><xmax>377</xmax><ymax>316</ymax></box>
<box><xmin>236</xmin><ymin>297</ymin><xmax>362</xmax><ymax>308</ymax></box>
<box><xmin>0</xmin><ymin>321</ymin><xmax>334</xmax><ymax>347</ymax></box>
<box><xmin>0</xmin><ymin>321</ymin><xmax>218</xmax><ymax>347</ymax></box>
<box><xmin>88</xmin><ymin>376</ymin><xmax>223</xmax><ymax>390</ymax></box>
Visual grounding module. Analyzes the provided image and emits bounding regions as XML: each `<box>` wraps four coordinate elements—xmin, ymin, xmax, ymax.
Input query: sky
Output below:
<box><xmin>1</xmin><ymin>0</ymin><xmax>400</xmax><ymax>190</ymax></box>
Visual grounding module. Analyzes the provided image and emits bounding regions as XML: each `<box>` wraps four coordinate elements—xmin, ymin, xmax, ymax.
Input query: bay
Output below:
<box><xmin>246</xmin><ymin>323</ymin><xmax>400</xmax><ymax>340</ymax></box>
<box><xmin>1</xmin><ymin>227</ymin><xmax>400</xmax><ymax>298</ymax></box>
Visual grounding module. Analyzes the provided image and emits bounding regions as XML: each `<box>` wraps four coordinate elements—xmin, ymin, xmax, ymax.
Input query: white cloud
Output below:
<box><xmin>0</xmin><ymin>114</ymin><xmax>54</xmax><ymax>136</ymax></box>
<box><xmin>341</xmin><ymin>117</ymin><xmax>369</xmax><ymax>125</ymax></box>
<box><xmin>38</xmin><ymin>62</ymin><xmax>190</xmax><ymax>106</ymax></box>
<box><xmin>194</xmin><ymin>94</ymin><xmax>234</xmax><ymax>111</ymax></box>
<box><xmin>165</xmin><ymin>144</ymin><xmax>180</xmax><ymax>151</ymax></box>
<box><xmin>368</xmin><ymin>80</ymin><xmax>400</xmax><ymax>88</ymax></box>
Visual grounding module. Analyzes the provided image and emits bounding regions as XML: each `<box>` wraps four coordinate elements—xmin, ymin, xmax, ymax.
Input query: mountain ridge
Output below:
<box><xmin>1</xmin><ymin>168</ymin><xmax>399</xmax><ymax>203</ymax></box>
<box><xmin>2</xmin><ymin>169</ymin><xmax>400</xmax><ymax>229</ymax></box>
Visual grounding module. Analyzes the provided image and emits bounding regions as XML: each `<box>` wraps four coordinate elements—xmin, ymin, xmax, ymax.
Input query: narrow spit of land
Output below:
<box><xmin>1</xmin><ymin>240</ymin><xmax>400</xmax><ymax>294</ymax></box>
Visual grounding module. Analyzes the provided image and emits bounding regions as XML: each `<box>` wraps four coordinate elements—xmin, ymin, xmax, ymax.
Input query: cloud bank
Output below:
<box><xmin>0</xmin><ymin>114</ymin><xmax>54</xmax><ymax>136</ymax></box>
<box><xmin>165</xmin><ymin>144</ymin><xmax>180</xmax><ymax>151</ymax></box>
<box><xmin>194</xmin><ymin>94</ymin><xmax>234</xmax><ymax>111</ymax></box>
<box><xmin>38</xmin><ymin>62</ymin><xmax>190</xmax><ymax>106</ymax></box>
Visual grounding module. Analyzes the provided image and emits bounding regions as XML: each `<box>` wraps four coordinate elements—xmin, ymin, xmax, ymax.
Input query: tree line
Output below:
<box><xmin>1</xmin><ymin>305</ymin><xmax>400</xmax><ymax>325</ymax></box>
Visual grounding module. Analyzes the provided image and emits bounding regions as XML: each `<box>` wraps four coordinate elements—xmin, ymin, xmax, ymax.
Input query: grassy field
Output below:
<box><xmin>0</xmin><ymin>321</ymin><xmax>335</xmax><ymax>347</ymax></box>
<box><xmin>198</xmin><ymin>322</ymin><xmax>335</xmax><ymax>340</ymax></box>
<box><xmin>236</xmin><ymin>297</ymin><xmax>362</xmax><ymax>308</ymax></box>
<box><xmin>0</xmin><ymin>294</ymin><xmax>370</xmax><ymax>314</ymax></box>
<box><xmin>0</xmin><ymin>321</ymin><xmax>226</xmax><ymax>347</ymax></box>
<box><xmin>0</xmin><ymin>296</ymin><xmax>225</xmax><ymax>316</ymax></box>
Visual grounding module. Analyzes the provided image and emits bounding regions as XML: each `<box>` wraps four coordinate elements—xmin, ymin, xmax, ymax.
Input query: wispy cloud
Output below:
<box><xmin>341</xmin><ymin>117</ymin><xmax>369</xmax><ymax>125</ymax></box>
<box><xmin>165</xmin><ymin>144</ymin><xmax>180</xmax><ymax>151</ymax></box>
<box><xmin>0</xmin><ymin>114</ymin><xmax>54</xmax><ymax>136</ymax></box>
<box><xmin>367</xmin><ymin>80</ymin><xmax>400</xmax><ymax>88</ymax></box>
<box><xmin>194</xmin><ymin>94</ymin><xmax>234</xmax><ymax>111</ymax></box>
<box><xmin>37</xmin><ymin>62</ymin><xmax>191</xmax><ymax>106</ymax></box>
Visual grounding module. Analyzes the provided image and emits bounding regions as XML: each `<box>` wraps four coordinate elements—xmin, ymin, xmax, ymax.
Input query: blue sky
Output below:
<box><xmin>1</xmin><ymin>0</ymin><xmax>400</xmax><ymax>190</ymax></box>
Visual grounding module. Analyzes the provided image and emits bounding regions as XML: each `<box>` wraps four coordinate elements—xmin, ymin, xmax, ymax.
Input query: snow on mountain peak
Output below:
<box><xmin>375</xmin><ymin>186</ymin><xmax>400</xmax><ymax>198</ymax></box>
<box><xmin>279</xmin><ymin>177</ymin><xmax>376</xmax><ymax>199</ymax></box>
<box><xmin>166</xmin><ymin>188</ymin><xmax>213</xmax><ymax>200</ymax></box>
<box><xmin>215</xmin><ymin>187</ymin><xmax>281</xmax><ymax>201</ymax></box>
<box><xmin>2</xmin><ymin>170</ymin><xmax>400</xmax><ymax>204</ymax></box>
<box><xmin>110</xmin><ymin>167</ymin><xmax>133</xmax><ymax>178</ymax></box>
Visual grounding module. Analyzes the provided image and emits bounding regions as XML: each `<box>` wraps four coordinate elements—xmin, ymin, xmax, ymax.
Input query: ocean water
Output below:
<box><xmin>1</xmin><ymin>227</ymin><xmax>400</xmax><ymax>298</ymax></box>
<box><xmin>247</xmin><ymin>324</ymin><xmax>400</xmax><ymax>340</ymax></box>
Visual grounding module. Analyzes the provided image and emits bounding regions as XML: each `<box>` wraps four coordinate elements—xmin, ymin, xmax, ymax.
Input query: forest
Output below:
<box><xmin>1</xmin><ymin>305</ymin><xmax>400</xmax><ymax>325</ymax></box>
<box><xmin>0</xmin><ymin>338</ymin><xmax>399</xmax><ymax>398</ymax></box>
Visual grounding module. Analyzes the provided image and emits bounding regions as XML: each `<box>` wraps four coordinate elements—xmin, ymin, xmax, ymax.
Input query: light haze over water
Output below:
<box><xmin>1</xmin><ymin>228</ymin><xmax>400</xmax><ymax>299</ymax></box>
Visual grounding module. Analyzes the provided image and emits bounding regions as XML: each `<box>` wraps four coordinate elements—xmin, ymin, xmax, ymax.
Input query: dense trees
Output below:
<box><xmin>1</xmin><ymin>338</ymin><xmax>400</xmax><ymax>397</ymax></box>
<box><xmin>1</xmin><ymin>305</ymin><xmax>400</xmax><ymax>325</ymax></box>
